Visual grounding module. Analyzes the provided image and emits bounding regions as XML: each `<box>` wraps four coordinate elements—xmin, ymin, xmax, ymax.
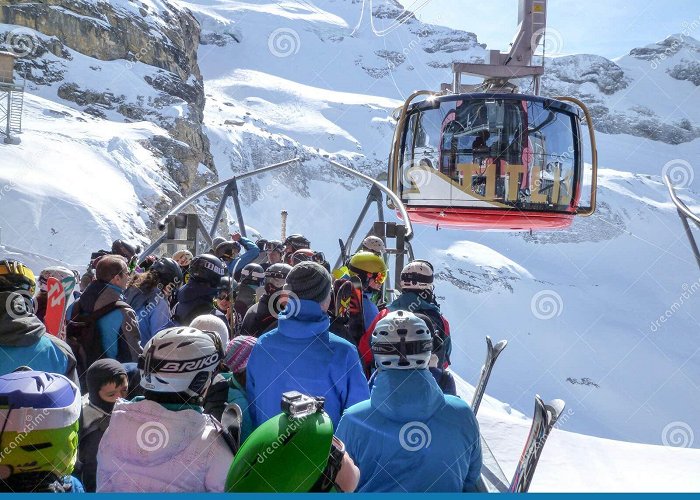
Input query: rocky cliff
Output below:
<box><xmin>0</xmin><ymin>0</ymin><xmax>215</xmax><ymax>198</ymax></box>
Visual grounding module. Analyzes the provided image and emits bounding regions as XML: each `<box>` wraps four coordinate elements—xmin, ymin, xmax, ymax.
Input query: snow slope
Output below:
<box><xmin>455</xmin><ymin>373</ymin><xmax>700</xmax><ymax>492</ymax></box>
<box><xmin>0</xmin><ymin>93</ymin><xmax>177</xmax><ymax>264</ymax></box>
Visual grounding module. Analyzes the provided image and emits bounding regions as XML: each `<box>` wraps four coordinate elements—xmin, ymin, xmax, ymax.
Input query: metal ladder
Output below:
<box><xmin>8</xmin><ymin>86</ymin><xmax>23</xmax><ymax>133</ymax></box>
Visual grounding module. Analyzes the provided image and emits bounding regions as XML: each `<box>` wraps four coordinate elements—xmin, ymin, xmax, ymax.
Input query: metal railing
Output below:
<box><xmin>144</xmin><ymin>156</ymin><xmax>413</xmax><ymax>256</ymax></box>
<box><xmin>664</xmin><ymin>174</ymin><xmax>700</xmax><ymax>270</ymax></box>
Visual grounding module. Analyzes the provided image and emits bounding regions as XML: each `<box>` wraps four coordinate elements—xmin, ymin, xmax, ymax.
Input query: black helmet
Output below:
<box><xmin>188</xmin><ymin>254</ymin><xmax>226</xmax><ymax>287</ymax></box>
<box><xmin>215</xmin><ymin>241</ymin><xmax>241</xmax><ymax>260</ymax></box>
<box><xmin>284</xmin><ymin>234</ymin><xmax>310</xmax><ymax>251</ymax></box>
<box><xmin>256</xmin><ymin>238</ymin><xmax>268</xmax><ymax>252</ymax></box>
<box><xmin>264</xmin><ymin>240</ymin><xmax>285</xmax><ymax>253</ymax></box>
<box><xmin>150</xmin><ymin>257</ymin><xmax>184</xmax><ymax>285</ymax></box>
<box><xmin>111</xmin><ymin>239</ymin><xmax>140</xmax><ymax>260</ymax></box>
<box><xmin>240</xmin><ymin>263</ymin><xmax>265</xmax><ymax>286</ymax></box>
<box><xmin>264</xmin><ymin>263</ymin><xmax>292</xmax><ymax>290</ymax></box>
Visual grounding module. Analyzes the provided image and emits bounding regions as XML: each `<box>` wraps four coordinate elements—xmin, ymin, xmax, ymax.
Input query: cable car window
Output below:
<box><xmin>401</xmin><ymin>96</ymin><xmax>579</xmax><ymax>212</ymax></box>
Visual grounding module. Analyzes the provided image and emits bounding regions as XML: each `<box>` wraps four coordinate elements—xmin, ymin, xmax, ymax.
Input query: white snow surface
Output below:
<box><xmin>1</xmin><ymin>0</ymin><xmax>700</xmax><ymax>491</ymax></box>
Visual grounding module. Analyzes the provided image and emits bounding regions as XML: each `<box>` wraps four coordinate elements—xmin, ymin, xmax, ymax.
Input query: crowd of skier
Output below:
<box><xmin>0</xmin><ymin>232</ymin><xmax>482</xmax><ymax>493</ymax></box>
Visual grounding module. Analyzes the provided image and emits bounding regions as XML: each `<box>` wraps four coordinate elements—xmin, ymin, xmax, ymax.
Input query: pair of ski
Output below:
<box><xmin>44</xmin><ymin>276</ymin><xmax>77</xmax><ymax>340</ymax></box>
<box><xmin>471</xmin><ymin>336</ymin><xmax>565</xmax><ymax>493</ymax></box>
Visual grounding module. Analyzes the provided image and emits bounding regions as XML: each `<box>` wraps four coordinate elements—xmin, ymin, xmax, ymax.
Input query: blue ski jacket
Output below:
<box><xmin>124</xmin><ymin>287</ymin><xmax>173</xmax><ymax>345</ymax></box>
<box><xmin>226</xmin><ymin>237</ymin><xmax>260</xmax><ymax>279</ymax></box>
<box><xmin>0</xmin><ymin>292</ymin><xmax>78</xmax><ymax>387</ymax></box>
<box><xmin>336</xmin><ymin>369</ymin><xmax>482</xmax><ymax>492</ymax></box>
<box><xmin>246</xmin><ymin>299</ymin><xmax>369</xmax><ymax>429</ymax></box>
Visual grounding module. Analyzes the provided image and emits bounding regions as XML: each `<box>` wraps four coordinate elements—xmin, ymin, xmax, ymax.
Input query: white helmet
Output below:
<box><xmin>400</xmin><ymin>260</ymin><xmax>434</xmax><ymax>291</ymax></box>
<box><xmin>172</xmin><ymin>249</ymin><xmax>194</xmax><ymax>267</ymax></box>
<box><xmin>371</xmin><ymin>310</ymin><xmax>433</xmax><ymax>370</ymax></box>
<box><xmin>139</xmin><ymin>326</ymin><xmax>223</xmax><ymax>398</ymax></box>
<box><xmin>38</xmin><ymin>266</ymin><xmax>74</xmax><ymax>292</ymax></box>
<box><xmin>362</xmin><ymin>235</ymin><xmax>385</xmax><ymax>255</ymax></box>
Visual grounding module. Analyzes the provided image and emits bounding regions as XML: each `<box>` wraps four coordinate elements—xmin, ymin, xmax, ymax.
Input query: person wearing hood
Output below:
<box><xmin>77</xmin><ymin>359</ymin><xmax>128</xmax><ymax>492</ymax></box>
<box><xmin>172</xmin><ymin>254</ymin><xmax>229</xmax><ymax>328</ymax></box>
<box><xmin>246</xmin><ymin>261</ymin><xmax>369</xmax><ymax>429</ymax></box>
<box><xmin>96</xmin><ymin>326</ymin><xmax>233</xmax><ymax>492</ymax></box>
<box><xmin>0</xmin><ymin>260</ymin><xmax>79</xmax><ymax>386</ymax></box>
<box><xmin>336</xmin><ymin>310</ymin><xmax>482</xmax><ymax>492</ymax></box>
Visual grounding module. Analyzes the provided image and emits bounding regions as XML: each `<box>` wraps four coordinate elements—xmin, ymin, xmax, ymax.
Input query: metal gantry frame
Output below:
<box><xmin>141</xmin><ymin>157</ymin><xmax>415</xmax><ymax>291</ymax></box>
<box><xmin>665</xmin><ymin>174</ymin><xmax>700</xmax><ymax>271</ymax></box>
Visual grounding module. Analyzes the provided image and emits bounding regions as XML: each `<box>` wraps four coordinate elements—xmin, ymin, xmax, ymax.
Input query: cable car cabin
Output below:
<box><xmin>388</xmin><ymin>93</ymin><xmax>597</xmax><ymax>230</ymax></box>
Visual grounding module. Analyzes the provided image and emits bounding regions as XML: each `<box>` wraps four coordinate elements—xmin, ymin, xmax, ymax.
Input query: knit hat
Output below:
<box><xmin>223</xmin><ymin>336</ymin><xmax>257</xmax><ymax>373</ymax></box>
<box><xmin>190</xmin><ymin>314</ymin><xmax>230</xmax><ymax>346</ymax></box>
<box><xmin>283</xmin><ymin>261</ymin><xmax>332</xmax><ymax>303</ymax></box>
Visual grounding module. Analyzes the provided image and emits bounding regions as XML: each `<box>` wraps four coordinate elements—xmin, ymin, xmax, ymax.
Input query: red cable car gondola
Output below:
<box><xmin>387</xmin><ymin>1</ymin><xmax>598</xmax><ymax>231</ymax></box>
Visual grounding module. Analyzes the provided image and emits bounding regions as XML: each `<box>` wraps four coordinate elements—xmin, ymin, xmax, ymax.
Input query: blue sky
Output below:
<box><xmin>412</xmin><ymin>0</ymin><xmax>700</xmax><ymax>59</ymax></box>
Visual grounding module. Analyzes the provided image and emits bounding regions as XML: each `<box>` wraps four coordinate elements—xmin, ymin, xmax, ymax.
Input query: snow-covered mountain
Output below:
<box><xmin>1</xmin><ymin>0</ymin><xmax>699</xmax><ymax>490</ymax></box>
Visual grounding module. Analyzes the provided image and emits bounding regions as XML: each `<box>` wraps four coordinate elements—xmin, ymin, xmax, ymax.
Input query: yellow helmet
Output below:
<box><xmin>0</xmin><ymin>260</ymin><xmax>36</xmax><ymax>296</ymax></box>
<box><xmin>348</xmin><ymin>252</ymin><xmax>387</xmax><ymax>288</ymax></box>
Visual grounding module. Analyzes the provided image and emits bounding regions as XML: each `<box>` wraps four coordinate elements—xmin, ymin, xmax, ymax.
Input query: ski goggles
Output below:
<box><xmin>372</xmin><ymin>339</ymin><xmax>433</xmax><ymax>357</ymax></box>
<box><xmin>370</xmin><ymin>272</ymin><xmax>387</xmax><ymax>285</ymax></box>
<box><xmin>264</xmin><ymin>242</ymin><xmax>285</xmax><ymax>252</ymax></box>
<box><xmin>311</xmin><ymin>252</ymin><xmax>326</xmax><ymax>264</ymax></box>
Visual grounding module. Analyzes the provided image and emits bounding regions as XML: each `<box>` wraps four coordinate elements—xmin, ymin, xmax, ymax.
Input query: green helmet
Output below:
<box><xmin>226</xmin><ymin>393</ymin><xmax>337</xmax><ymax>492</ymax></box>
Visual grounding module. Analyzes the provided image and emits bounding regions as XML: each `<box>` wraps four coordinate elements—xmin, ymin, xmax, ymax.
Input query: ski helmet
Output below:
<box><xmin>211</xmin><ymin>236</ymin><xmax>227</xmax><ymax>252</ymax></box>
<box><xmin>215</xmin><ymin>241</ymin><xmax>241</xmax><ymax>260</ymax></box>
<box><xmin>264</xmin><ymin>263</ymin><xmax>292</xmax><ymax>290</ymax></box>
<box><xmin>0</xmin><ymin>371</ymin><xmax>81</xmax><ymax>488</ymax></box>
<box><xmin>226</xmin><ymin>394</ymin><xmax>343</xmax><ymax>492</ymax></box>
<box><xmin>0</xmin><ymin>260</ymin><xmax>36</xmax><ymax>296</ymax></box>
<box><xmin>265</xmin><ymin>240</ymin><xmax>284</xmax><ymax>253</ymax></box>
<box><xmin>111</xmin><ymin>240</ymin><xmax>140</xmax><ymax>260</ymax></box>
<box><xmin>188</xmin><ymin>254</ymin><xmax>226</xmax><ymax>287</ymax></box>
<box><xmin>400</xmin><ymin>260</ymin><xmax>434</xmax><ymax>291</ymax></box>
<box><xmin>290</xmin><ymin>248</ymin><xmax>316</xmax><ymax>265</ymax></box>
<box><xmin>361</xmin><ymin>235</ymin><xmax>385</xmax><ymax>255</ymax></box>
<box><xmin>239</xmin><ymin>263</ymin><xmax>265</xmax><ymax>286</ymax></box>
<box><xmin>150</xmin><ymin>257</ymin><xmax>183</xmax><ymax>286</ymax></box>
<box><xmin>348</xmin><ymin>251</ymin><xmax>387</xmax><ymax>287</ymax></box>
<box><xmin>37</xmin><ymin>266</ymin><xmax>73</xmax><ymax>292</ymax></box>
<box><xmin>172</xmin><ymin>249</ymin><xmax>193</xmax><ymax>268</ymax></box>
<box><xmin>284</xmin><ymin>234</ymin><xmax>310</xmax><ymax>252</ymax></box>
<box><xmin>255</xmin><ymin>238</ymin><xmax>268</xmax><ymax>252</ymax></box>
<box><xmin>371</xmin><ymin>310</ymin><xmax>432</xmax><ymax>370</ymax></box>
<box><xmin>139</xmin><ymin>326</ymin><xmax>223</xmax><ymax>398</ymax></box>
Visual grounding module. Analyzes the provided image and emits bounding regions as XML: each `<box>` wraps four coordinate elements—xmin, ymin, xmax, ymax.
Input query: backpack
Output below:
<box><xmin>66</xmin><ymin>300</ymin><xmax>130</xmax><ymax>391</ymax></box>
<box><xmin>413</xmin><ymin>307</ymin><xmax>451</xmax><ymax>367</ymax></box>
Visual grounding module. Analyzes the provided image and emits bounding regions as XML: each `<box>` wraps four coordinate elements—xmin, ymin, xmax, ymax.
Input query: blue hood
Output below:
<box><xmin>389</xmin><ymin>291</ymin><xmax>440</xmax><ymax>314</ymax></box>
<box><xmin>278</xmin><ymin>300</ymin><xmax>330</xmax><ymax>339</ymax></box>
<box><xmin>371</xmin><ymin>369</ymin><xmax>444</xmax><ymax>422</ymax></box>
